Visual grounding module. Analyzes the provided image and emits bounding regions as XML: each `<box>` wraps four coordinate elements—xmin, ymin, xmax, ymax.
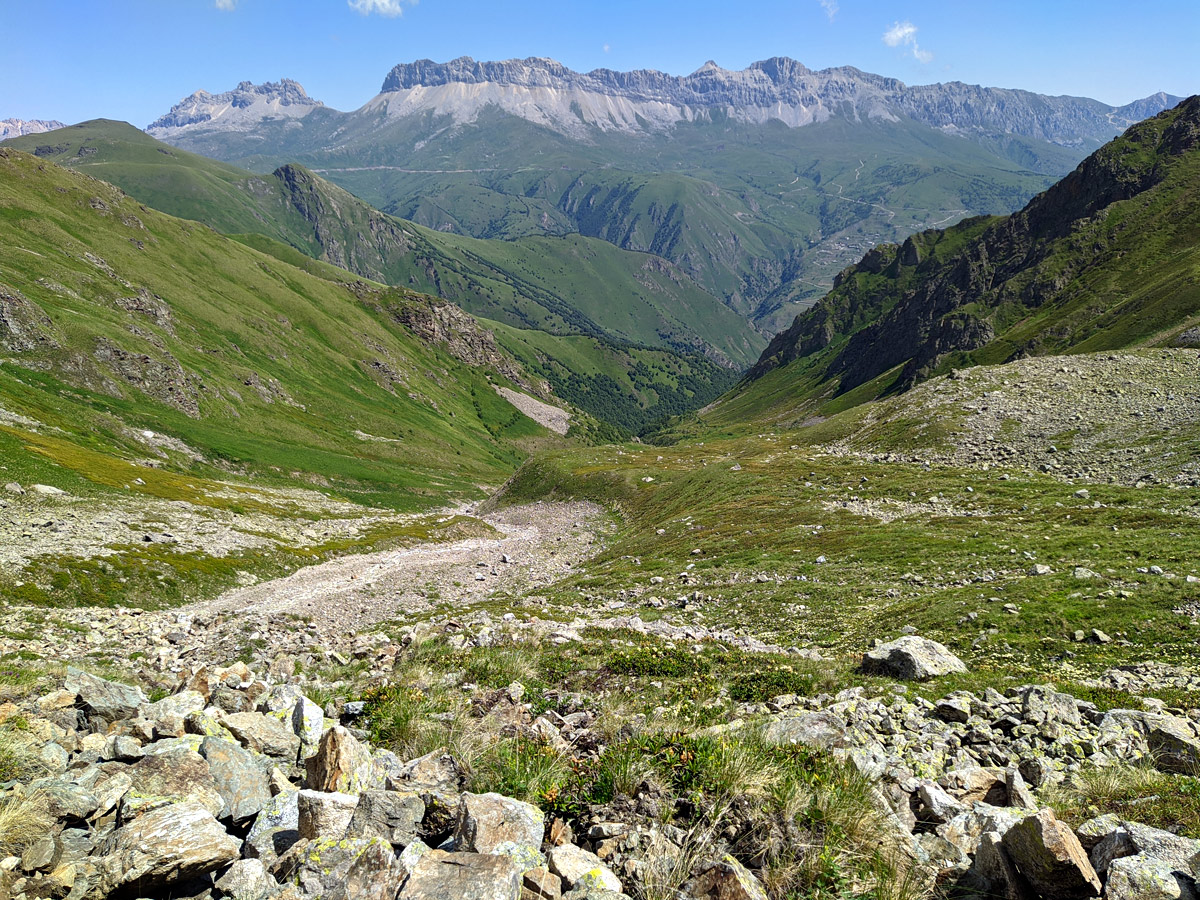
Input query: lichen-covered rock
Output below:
<box><xmin>1091</xmin><ymin>822</ymin><xmax>1200</xmax><ymax>876</ymax></box>
<box><xmin>245</xmin><ymin>789</ymin><xmax>302</xmax><ymax>865</ymax></box>
<box><xmin>398</xmin><ymin>849</ymin><xmax>523</xmax><ymax>900</ymax></box>
<box><xmin>306</xmin><ymin>725</ymin><xmax>373</xmax><ymax>793</ymax></box>
<box><xmin>1144</xmin><ymin>714</ymin><xmax>1200</xmax><ymax>773</ymax></box>
<box><xmin>271</xmin><ymin>835</ymin><xmax>390</xmax><ymax>898</ymax></box>
<box><xmin>547</xmin><ymin>845</ymin><xmax>621</xmax><ymax>893</ymax></box>
<box><xmin>96</xmin><ymin>800</ymin><xmax>240</xmax><ymax>894</ymax></box>
<box><xmin>454</xmin><ymin>792</ymin><xmax>545</xmax><ymax>855</ymax></box>
<box><xmin>1001</xmin><ymin>808</ymin><xmax>1100</xmax><ymax>898</ymax></box>
<box><xmin>346</xmin><ymin>790</ymin><xmax>425</xmax><ymax>847</ymax></box>
<box><xmin>1104</xmin><ymin>855</ymin><xmax>1197</xmax><ymax>900</ymax></box>
<box><xmin>860</xmin><ymin>636</ymin><xmax>967</xmax><ymax>680</ymax></box>
<box><xmin>325</xmin><ymin>840</ymin><xmax>409</xmax><ymax>900</ymax></box>
<box><xmin>200</xmin><ymin>735</ymin><xmax>271</xmax><ymax>822</ymax></box>
<box><xmin>389</xmin><ymin>749</ymin><xmax>467</xmax><ymax>793</ymax></box>
<box><xmin>121</xmin><ymin>746</ymin><xmax>225</xmax><ymax>819</ymax></box>
<box><xmin>961</xmin><ymin>831</ymin><xmax>1036</xmax><ymax>900</ymax></box>
<box><xmin>292</xmin><ymin>695</ymin><xmax>324</xmax><ymax>755</ymax></box>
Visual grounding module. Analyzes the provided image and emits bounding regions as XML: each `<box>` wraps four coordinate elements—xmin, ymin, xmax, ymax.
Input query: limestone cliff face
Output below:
<box><xmin>148</xmin><ymin>59</ymin><xmax>1178</xmax><ymax>147</ymax></box>
<box><xmin>748</xmin><ymin>96</ymin><xmax>1200</xmax><ymax>392</ymax></box>
<box><xmin>374</xmin><ymin>56</ymin><xmax>1177</xmax><ymax>145</ymax></box>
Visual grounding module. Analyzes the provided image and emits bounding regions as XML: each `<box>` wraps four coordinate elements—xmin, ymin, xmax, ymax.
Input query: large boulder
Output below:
<box><xmin>454</xmin><ymin>792</ymin><xmax>545</xmax><ymax>855</ymax></box>
<box><xmin>1091</xmin><ymin>822</ymin><xmax>1200</xmax><ymax>876</ymax></box>
<box><xmin>1001</xmin><ymin>808</ymin><xmax>1101</xmax><ymax>898</ymax></box>
<box><xmin>96</xmin><ymin>800</ymin><xmax>240</xmax><ymax>895</ymax></box>
<box><xmin>389</xmin><ymin>749</ymin><xmax>467</xmax><ymax>793</ymax></box>
<box><xmin>398</xmin><ymin>849</ymin><xmax>523</xmax><ymax>900</ymax></box>
<box><xmin>306</xmin><ymin>725</ymin><xmax>374</xmax><ymax>793</ymax></box>
<box><xmin>961</xmin><ymin>831</ymin><xmax>1036</xmax><ymax>900</ymax></box>
<box><xmin>63</xmin><ymin>667</ymin><xmax>146</xmax><ymax>728</ymax></box>
<box><xmin>297</xmin><ymin>789</ymin><xmax>359</xmax><ymax>841</ymax></box>
<box><xmin>200</xmin><ymin>736</ymin><xmax>271</xmax><ymax>823</ymax></box>
<box><xmin>326</xmin><ymin>840</ymin><xmax>410</xmax><ymax>900</ymax></box>
<box><xmin>860</xmin><ymin>636</ymin><xmax>967</xmax><ymax>680</ymax></box>
<box><xmin>1144</xmin><ymin>715</ymin><xmax>1200</xmax><ymax>773</ymax></box>
<box><xmin>122</xmin><ymin>746</ymin><xmax>225</xmax><ymax>819</ymax></box>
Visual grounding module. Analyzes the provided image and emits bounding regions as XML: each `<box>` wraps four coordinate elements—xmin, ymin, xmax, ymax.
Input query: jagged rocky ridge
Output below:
<box><xmin>148</xmin><ymin>80</ymin><xmax>322</xmax><ymax>136</ymax></box>
<box><xmin>747</xmin><ymin>94</ymin><xmax>1200</xmax><ymax>393</ymax></box>
<box><xmin>375</xmin><ymin>56</ymin><xmax>1177</xmax><ymax>144</ymax></box>
<box><xmin>149</xmin><ymin>58</ymin><xmax>1180</xmax><ymax>146</ymax></box>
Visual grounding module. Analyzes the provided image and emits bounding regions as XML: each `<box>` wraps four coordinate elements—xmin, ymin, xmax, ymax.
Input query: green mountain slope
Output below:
<box><xmin>0</xmin><ymin>146</ymin><xmax>560</xmax><ymax>513</ymax></box>
<box><xmin>154</xmin><ymin>105</ymin><xmax>1064</xmax><ymax>333</ymax></box>
<box><xmin>714</xmin><ymin>96</ymin><xmax>1200</xmax><ymax>428</ymax></box>
<box><xmin>4</xmin><ymin>120</ymin><xmax>762</xmax><ymax>370</ymax></box>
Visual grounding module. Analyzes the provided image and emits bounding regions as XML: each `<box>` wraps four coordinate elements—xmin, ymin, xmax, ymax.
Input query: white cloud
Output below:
<box><xmin>348</xmin><ymin>0</ymin><xmax>417</xmax><ymax>16</ymax></box>
<box><xmin>214</xmin><ymin>0</ymin><xmax>236</xmax><ymax>9</ymax></box>
<box><xmin>603</xmin><ymin>43</ymin><xmax>611</xmax><ymax>53</ymax></box>
<box><xmin>818</xmin><ymin>0</ymin><xmax>838</xmax><ymax>22</ymax></box>
<box><xmin>882</xmin><ymin>20</ymin><xmax>932</xmax><ymax>63</ymax></box>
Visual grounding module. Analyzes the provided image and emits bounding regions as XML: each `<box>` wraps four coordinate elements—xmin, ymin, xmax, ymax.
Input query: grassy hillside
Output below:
<box><xmin>497</xmin><ymin>349</ymin><xmax>1200</xmax><ymax>698</ymax></box>
<box><xmin>3</xmin><ymin>121</ymin><xmax>763</xmax><ymax>374</ymax></box>
<box><xmin>0</xmin><ymin>146</ymin><xmax>554</xmax><ymax>513</ymax></box>
<box><xmin>717</xmin><ymin>96</ymin><xmax>1200</xmax><ymax>428</ymax></box>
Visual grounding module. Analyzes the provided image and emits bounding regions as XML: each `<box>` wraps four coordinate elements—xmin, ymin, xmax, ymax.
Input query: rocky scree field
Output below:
<box><xmin>2</xmin><ymin>347</ymin><xmax>1200</xmax><ymax>899</ymax></box>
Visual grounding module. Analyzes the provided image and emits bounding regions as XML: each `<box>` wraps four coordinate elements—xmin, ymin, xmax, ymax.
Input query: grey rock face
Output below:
<box><xmin>861</xmin><ymin>635</ymin><xmax>967</xmax><ymax>680</ymax></box>
<box><xmin>374</xmin><ymin>56</ymin><xmax>1176</xmax><ymax>146</ymax></box>
<box><xmin>245</xmin><ymin>789</ymin><xmax>301</xmax><ymax>864</ymax></box>
<box><xmin>346</xmin><ymin>789</ymin><xmax>426</xmax><ymax>847</ymax></box>
<box><xmin>63</xmin><ymin>666</ymin><xmax>146</xmax><ymax>727</ymax></box>
<box><xmin>223</xmin><ymin>710</ymin><xmax>303</xmax><ymax>761</ymax></box>
<box><xmin>1104</xmin><ymin>855</ymin><xmax>1198</xmax><ymax>900</ymax></box>
<box><xmin>200</xmin><ymin>735</ymin><xmax>271</xmax><ymax>822</ymax></box>
<box><xmin>96</xmin><ymin>800</ymin><xmax>241</xmax><ymax>895</ymax></box>
<box><xmin>215</xmin><ymin>857</ymin><xmax>278</xmax><ymax>900</ymax></box>
<box><xmin>148</xmin><ymin>79</ymin><xmax>322</xmax><ymax>133</ymax></box>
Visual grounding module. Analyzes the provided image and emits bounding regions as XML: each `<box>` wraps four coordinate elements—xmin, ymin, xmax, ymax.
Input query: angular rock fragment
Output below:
<box><xmin>1002</xmin><ymin>808</ymin><xmax>1101</xmax><ymax>898</ymax></box>
<box><xmin>861</xmin><ymin>636</ymin><xmax>967</xmax><ymax>680</ymax></box>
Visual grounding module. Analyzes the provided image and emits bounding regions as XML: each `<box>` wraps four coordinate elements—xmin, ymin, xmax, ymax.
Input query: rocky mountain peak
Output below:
<box><xmin>146</xmin><ymin>79</ymin><xmax>323</xmax><ymax>135</ymax></box>
<box><xmin>0</xmin><ymin>118</ymin><xmax>66</xmax><ymax>140</ymax></box>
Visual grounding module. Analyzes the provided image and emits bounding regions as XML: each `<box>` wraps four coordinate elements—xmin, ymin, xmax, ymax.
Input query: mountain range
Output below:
<box><xmin>149</xmin><ymin>57</ymin><xmax>1177</xmax><ymax>149</ymax></box>
<box><xmin>142</xmin><ymin>58</ymin><xmax>1180</xmax><ymax>335</ymax></box>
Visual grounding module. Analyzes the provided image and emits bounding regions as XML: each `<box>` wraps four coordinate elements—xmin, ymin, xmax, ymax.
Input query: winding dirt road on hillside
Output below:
<box><xmin>186</xmin><ymin>501</ymin><xmax>603</xmax><ymax>634</ymax></box>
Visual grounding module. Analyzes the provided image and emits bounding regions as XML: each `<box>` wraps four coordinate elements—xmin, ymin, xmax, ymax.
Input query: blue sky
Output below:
<box><xmin>3</xmin><ymin>0</ymin><xmax>1197</xmax><ymax>127</ymax></box>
